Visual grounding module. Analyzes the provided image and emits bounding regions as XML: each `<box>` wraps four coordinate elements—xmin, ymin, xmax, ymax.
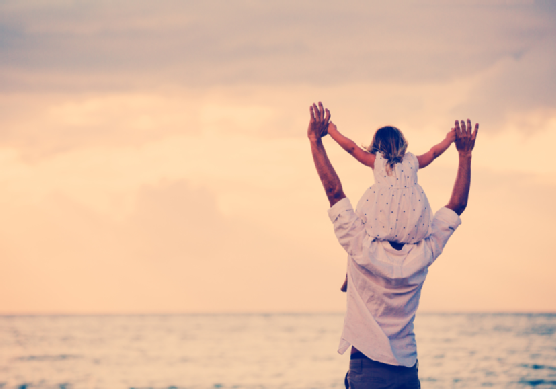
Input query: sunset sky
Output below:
<box><xmin>1</xmin><ymin>0</ymin><xmax>555</xmax><ymax>314</ymax></box>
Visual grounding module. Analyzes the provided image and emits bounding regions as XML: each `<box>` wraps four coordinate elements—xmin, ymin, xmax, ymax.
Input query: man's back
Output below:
<box><xmin>329</xmin><ymin>199</ymin><xmax>461</xmax><ymax>366</ymax></box>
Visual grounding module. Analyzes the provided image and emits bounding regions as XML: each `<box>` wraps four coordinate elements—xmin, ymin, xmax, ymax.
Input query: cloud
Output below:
<box><xmin>1</xmin><ymin>0</ymin><xmax>555</xmax><ymax>313</ymax></box>
<box><xmin>0</xmin><ymin>177</ymin><xmax>347</xmax><ymax>313</ymax></box>
<box><xmin>0</xmin><ymin>92</ymin><xmax>206</xmax><ymax>160</ymax></box>
<box><xmin>128</xmin><ymin>180</ymin><xmax>228</xmax><ymax>261</ymax></box>
<box><xmin>1</xmin><ymin>124</ymin><xmax>555</xmax><ymax>312</ymax></box>
<box><xmin>2</xmin><ymin>153</ymin><xmax>555</xmax><ymax>313</ymax></box>
<box><xmin>0</xmin><ymin>180</ymin><xmax>229</xmax><ymax>313</ymax></box>
<box><xmin>3</xmin><ymin>76</ymin><xmax>554</xmax><ymax>162</ymax></box>
<box><xmin>1</xmin><ymin>0</ymin><xmax>554</xmax><ymax>89</ymax></box>
<box><xmin>0</xmin><ymin>0</ymin><xmax>553</xmax><ymax>157</ymax></box>
<box><xmin>455</xmin><ymin>36</ymin><xmax>556</xmax><ymax>132</ymax></box>
<box><xmin>419</xmin><ymin>167</ymin><xmax>556</xmax><ymax>312</ymax></box>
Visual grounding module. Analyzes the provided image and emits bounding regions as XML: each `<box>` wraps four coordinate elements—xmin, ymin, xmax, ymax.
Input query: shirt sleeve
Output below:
<box><xmin>407</xmin><ymin>152</ymin><xmax>419</xmax><ymax>170</ymax></box>
<box><xmin>327</xmin><ymin>198</ymin><xmax>367</xmax><ymax>257</ymax></box>
<box><xmin>424</xmin><ymin>206</ymin><xmax>462</xmax><ymax>263</ymax></box>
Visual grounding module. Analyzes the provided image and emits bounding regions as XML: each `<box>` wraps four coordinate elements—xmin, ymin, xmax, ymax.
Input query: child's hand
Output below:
<box><xmin>447</xmin><ymin>127</ymin><xmax>456</xmax><ymax>143</ymax></box>
<box><xmin>326</xmin><ymin>121</ymin><xmax>338</xmax><ymax>136</ymax></box>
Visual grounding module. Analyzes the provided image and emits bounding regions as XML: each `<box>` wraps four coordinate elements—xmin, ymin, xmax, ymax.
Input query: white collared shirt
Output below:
<box><xmin>328</xmin><ymin>197</ymin><xmax>461</xmax><ymax>367</ymax></box>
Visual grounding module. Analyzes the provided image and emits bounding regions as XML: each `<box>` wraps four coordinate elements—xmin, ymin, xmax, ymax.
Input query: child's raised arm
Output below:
<box><xmin>416</xmin><ymin>128</ymin><xmax>456</xmax><ymax>169</ymax></box>
<box><xmin>327</xmin><ymin>122</ymin><xmax>376</xmax><ymax>168</ymax></box>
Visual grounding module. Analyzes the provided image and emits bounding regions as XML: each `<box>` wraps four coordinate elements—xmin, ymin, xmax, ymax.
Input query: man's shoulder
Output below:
<box><xmin>431</xmin><ymin>207</ymin><xmax>462</xmax><ymax>230</ymax></box>
<box><xmin>328</xmin><ymin>197</ymin><xmax>353</xmax><ymax>222</ymax></box>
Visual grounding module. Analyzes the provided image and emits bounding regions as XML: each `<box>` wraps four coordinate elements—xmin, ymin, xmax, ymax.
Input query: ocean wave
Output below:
<box><xmin>14</xmin><ymin>354</ymin><xmax>82</xmax><ymax>362</ymax></box>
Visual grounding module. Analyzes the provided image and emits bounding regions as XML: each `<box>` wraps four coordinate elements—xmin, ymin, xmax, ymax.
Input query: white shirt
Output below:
<box><xmin>328</xmin><ymin>197</ymin><xmax>461</xmax><ymax>367</ymax></box>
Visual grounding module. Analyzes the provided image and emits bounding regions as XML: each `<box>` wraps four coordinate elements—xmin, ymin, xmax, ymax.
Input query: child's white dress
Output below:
<box><xmin>356</xmin><ymin>152</ymin><xmax>432</xmax><ymax>244</ymax></box>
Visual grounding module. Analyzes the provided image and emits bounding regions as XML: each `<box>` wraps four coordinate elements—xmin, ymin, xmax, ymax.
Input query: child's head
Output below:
<box><xmin>367</xmin><ymin>126</ymin><xmax>408</xmax><ymax>174</ymax></box>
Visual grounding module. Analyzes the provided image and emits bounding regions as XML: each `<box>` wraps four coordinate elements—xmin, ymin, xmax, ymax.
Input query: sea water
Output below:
<box><xmin>0</xmin><ymin>313</ymin><xmax>555</xmax><ymax>389</ymax></box>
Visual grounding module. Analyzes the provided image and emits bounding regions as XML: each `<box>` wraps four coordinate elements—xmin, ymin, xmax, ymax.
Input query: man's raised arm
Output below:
<box><xmin>446</xmin><ymin>119</ymin><xmax>479</xmax><ymax>215</ymax></box>
<box><xmin>307</xmin><ymin>102</ymin><xmax>346</xmax><ymax>207</ymax></box>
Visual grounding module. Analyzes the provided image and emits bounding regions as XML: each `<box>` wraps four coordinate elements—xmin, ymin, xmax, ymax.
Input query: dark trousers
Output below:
<box><xmin>345</xmin><ymin>352</ymin><xmax>420</xmax><ymax>389</ymax></box>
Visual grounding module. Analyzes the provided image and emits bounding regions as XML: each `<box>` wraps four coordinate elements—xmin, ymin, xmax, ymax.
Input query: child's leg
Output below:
<box><xmin>341</xmin><ymin>273</ymin><xmax>348</xmax><ymax>292</ymax></box>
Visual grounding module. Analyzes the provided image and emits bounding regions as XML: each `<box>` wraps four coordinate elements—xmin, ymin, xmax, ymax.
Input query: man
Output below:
<box><xmin>307</xmin><ymin>102</ymin><xmax>478</xmax><ymax>388</ymax></box>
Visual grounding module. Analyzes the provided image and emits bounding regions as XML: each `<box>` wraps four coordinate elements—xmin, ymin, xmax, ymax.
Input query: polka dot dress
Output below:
<box><xmin>356</xmin><ymin>152</ymin><xmax>432</xmax><ymax>244</ymax></box>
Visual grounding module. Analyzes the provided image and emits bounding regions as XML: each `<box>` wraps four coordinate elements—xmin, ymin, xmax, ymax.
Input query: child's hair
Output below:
<box><xmin>366</xmin><ymin>126</ymin><xmax>408</xmax><ymax>175</ymax></box>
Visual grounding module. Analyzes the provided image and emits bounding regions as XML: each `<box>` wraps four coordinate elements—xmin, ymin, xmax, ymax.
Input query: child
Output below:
<box><xmin>325</xmin><ymin>123</ymin><xmax>455</xmax><ymax>292</ymax></box>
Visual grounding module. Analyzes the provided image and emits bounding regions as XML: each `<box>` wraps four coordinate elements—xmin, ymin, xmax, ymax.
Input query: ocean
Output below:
<box><xmin>0</xmin><ymin>313</ymin><xmax>555</xmax><ymax>389</ymax></box>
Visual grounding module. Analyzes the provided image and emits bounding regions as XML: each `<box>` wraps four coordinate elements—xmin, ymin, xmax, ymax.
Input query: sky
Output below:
<box><xmin>1</xmin><ymin>0</ymin><xmax>555</xmax><ymax>314</ymax></box>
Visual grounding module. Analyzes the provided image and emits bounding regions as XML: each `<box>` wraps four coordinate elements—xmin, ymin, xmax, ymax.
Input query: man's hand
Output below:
<box><xmin>307</xmin><ymin>102</ymin><xmax>331</xmax><ymax>142</ymax></box>
<box><xmin>454</xmin><ymin>119</ymin><xmax>478</xmax><ymax>156</ymax></box>
<box><xmin>307</xmin><ymin>102</ymin><xmax>346</xmax><ymax>207</ymax></box>
<box><xmin>445</xmin><ymin>118</ymin><xmax>478</xmax><ymax>215</ymax></box>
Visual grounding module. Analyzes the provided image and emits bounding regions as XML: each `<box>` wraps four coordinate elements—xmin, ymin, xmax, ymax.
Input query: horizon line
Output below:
<box><xmin>1</xmin><ymin>310</ymin><xmax>555</xmax><ymax>316</ymax></box>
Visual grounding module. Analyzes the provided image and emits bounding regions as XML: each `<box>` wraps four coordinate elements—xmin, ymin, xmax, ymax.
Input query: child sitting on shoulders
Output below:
<box><xmin>325</xmin><ymin>123</ymin><xmax>455</xmax><ymax>291</ymax></box>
